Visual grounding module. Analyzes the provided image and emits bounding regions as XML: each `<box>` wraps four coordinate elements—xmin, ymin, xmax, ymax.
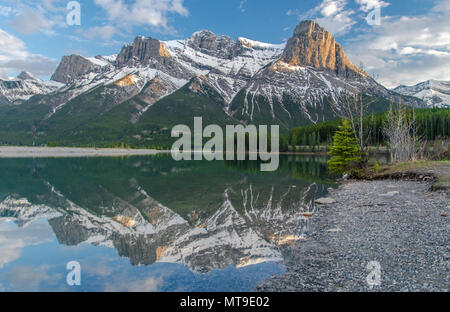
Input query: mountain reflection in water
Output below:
<box><xmin>0</xmin><ymin>155</ymin><xmax>336</xmax><ymax>291</ymax></box>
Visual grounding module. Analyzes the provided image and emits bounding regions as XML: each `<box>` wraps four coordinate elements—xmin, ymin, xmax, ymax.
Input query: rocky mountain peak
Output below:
<box><xmin>17</xmin><ymin>71</ymin><xmax>38</xmax><ymax>81</ymax></box>
<box><xmin>293</xmin><ymin>20</ymin><xmax>318</xmax><ymax>36</ymax></box>
<box><xmin>116</xmin><ymin>36</ymin><xmax>171</xmax><ymax>67</ymax></box>
<box><xmin>187</xmin><ymin>30</ymin><xmax>234</xmax><ymax>59</ymax></box>
<box><xmin>1</xmin><ymin>71</ymin><xmax>60</xmax><ymax>103</ymax></box>
<box><xmin>393</xmin><ymin>80</ymin><xmax>450</xmax><ymax>108</ymax></box>
<box><xmin>51</xmin><ymin>54</ymin><xmax>98</xmax><ymax>84</ymax></box>
<box><xmin>277</xmin><ymin>20</ymin><xmax>365</xmax><ymax>78</ymax></box>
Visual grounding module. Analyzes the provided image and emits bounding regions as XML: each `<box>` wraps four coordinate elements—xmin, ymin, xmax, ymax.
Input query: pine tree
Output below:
<box><xmin>328</xmin><ymin>119</ymin><xmax>363</xmax><ymax>175</ymax></box>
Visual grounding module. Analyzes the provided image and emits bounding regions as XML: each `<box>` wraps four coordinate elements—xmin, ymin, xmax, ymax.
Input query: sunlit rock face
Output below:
<box><xmin>278</xmin><ymin>20</ymin><xmax>365</xmax><ymax>78</ymax></box>
<box><xmin>114</xmin><ymin>75</ymin><xmax>139</xmax><ymax>87</ymax></box>
<box><xmin>51</xmin><ymin>55</ymin><xmax>100</xmax><ymax>84</ymax></box>
<box><xmin>116</xmin><ymin>37</ymin><xmax>171</xmax><ymax>67</ymax></box>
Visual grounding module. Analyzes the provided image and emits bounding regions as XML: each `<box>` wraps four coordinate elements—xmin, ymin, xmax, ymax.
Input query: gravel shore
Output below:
<box><xmin>0</xmin><ymin>146</ymin><xmax>167</xmax><ymax>158</ymax></box>
<box><xmin>257</xmin><ymin>180</ymin><xmax>449</xmax><ymax>292</ymax></box>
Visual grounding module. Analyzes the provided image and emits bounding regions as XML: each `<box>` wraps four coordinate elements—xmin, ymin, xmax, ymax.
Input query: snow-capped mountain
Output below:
<box><xmin>393</xmin><ymin>80</ymin><xmax>450</xmax><ymax>108</ymax></box>
<box><xmin>0</xmin><ymin>20</ymin><xmax>426</xmax><ymax>146</ymax></box>
<box><xmin>46</xmin><ymin>20</ymin><xmax>422</xmax><ymax>116</ymax></box>
<box><xmin>46</xmin><ymin>30</ymin><xmax>286</xmax><ymax>113</ymax></box>
<box><xmin>164</xmin><ymin>31</ymin><xmax>285</xmax><ymax>104</ymax></box>
<box><xmin>0</xmin><ymin>71</ymin><xmax>62</xmax><ymax>104</ymax></box>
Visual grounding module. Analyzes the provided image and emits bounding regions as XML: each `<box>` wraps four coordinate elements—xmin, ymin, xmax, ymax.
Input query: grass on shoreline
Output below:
<box><xmin>357</xmin><ymin>160</ymin><xmax>450</xmax><ymax>191</ymax></box>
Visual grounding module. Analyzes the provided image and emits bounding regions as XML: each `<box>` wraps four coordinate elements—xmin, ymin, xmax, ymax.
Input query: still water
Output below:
<box><xmin>0</xmin><ymin>155</ymin><xmax>336</xmax><ymax>291</ymax></box>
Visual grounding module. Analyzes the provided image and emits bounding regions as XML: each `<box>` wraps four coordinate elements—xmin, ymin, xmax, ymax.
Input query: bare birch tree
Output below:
<box><xmin>383</xmin><ymin>103</ymin><xmax>422</xmax><ymax>162</ymax></box>
<box><xmin>330</xmin><ymin>63</ymin><xmax>376</xmax><ymax>157</ymax></box>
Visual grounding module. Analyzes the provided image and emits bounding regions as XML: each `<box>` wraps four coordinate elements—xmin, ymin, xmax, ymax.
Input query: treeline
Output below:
<box><xmin>43</xmin><ymin>141</ymin><xmax>171</xmax><ymax>150</ymax></box>
<box><xmin>289</xmin><ymin>108</ymin><xmax>450</xmax><ymax>148</ymax></box>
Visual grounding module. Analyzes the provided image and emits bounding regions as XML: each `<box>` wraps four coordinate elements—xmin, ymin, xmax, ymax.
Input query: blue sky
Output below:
<box><xmin>0</xmin><ymin>0</ymin><xmax>449</xmax><ymax>88</ymax></box>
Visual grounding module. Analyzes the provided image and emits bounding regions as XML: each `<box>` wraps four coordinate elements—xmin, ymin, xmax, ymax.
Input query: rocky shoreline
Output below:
<box><xmin>257</xmin><ymin>178</ymin><xmax>449</xmax><ymax>292</ymax></box>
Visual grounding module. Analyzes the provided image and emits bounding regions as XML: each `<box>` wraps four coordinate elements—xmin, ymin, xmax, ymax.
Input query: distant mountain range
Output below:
<box><xmin>0</xmin><ymin>20</ymin><xmax>427</xmax><ymax>147</ymax></box>
<box><xmin>393</xmin><ymin>80</ymin><xmax>450</xmax><ymax>108</ymax></box>
<box><xmin>0</xmin><ymin>71</ymin><xmax>61</xmax><ymax>104</ymax></box>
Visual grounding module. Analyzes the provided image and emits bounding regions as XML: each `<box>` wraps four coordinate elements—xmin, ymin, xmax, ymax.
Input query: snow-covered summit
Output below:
<box><xmin>394</xmin><ymin>80</ymin><xmax>450</xmax><ymax>108</ymax></box>
<box><xmin>237</xmin><ymin>37</ymin><xmax>285</xmax><ymax>50</ymax></box>
<box><xmin>0</xmin><ymin>72</ymin><xmax>61</xmax><ymax>103</ymax></box>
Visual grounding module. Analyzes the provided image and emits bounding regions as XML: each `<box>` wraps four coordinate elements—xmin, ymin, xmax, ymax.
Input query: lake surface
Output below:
<box><xmin>0</xmin><ymin>155</ymin><xmax>336</xmax><ymax>291</ymax></box>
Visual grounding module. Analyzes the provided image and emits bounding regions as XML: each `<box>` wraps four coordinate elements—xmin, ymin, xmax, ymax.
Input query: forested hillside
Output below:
<box><xmin>289</xmin><ymin>108</ymin><xmax>450</xmax><ymax>148</ymax></box>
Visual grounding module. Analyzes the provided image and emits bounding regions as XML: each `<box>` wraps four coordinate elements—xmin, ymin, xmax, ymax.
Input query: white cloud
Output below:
<box><xmin>316</xmin><ymin>10</ymin><xmax>356</xmax><ymax>35</ymax></box>
<box><xmin>345</xmin><ymin>1</ymin><xmax>450</xmax><ymax>88</ymax></box>
<box><xmin>104</xmin><ymin>276</ymin><xmax>161</xmax><ymax>292</ymax></box>
<box><xmin>286</xmin><ymin>9</ymin><xmax>297</xmax><ymax>16</ymax></box>
<box><xmin>313</xmin><ymin>0</ymin><xmax>356</xmax><ymax>35</ymax></box>
<box><xmin>83</xmin><ymin>262</ymin><xmax>115</xmax><ymax>277</ymax></box>
<box><xmin>320</xmin><ymin>0</ymin><xmax>344</xmax><ymax>17</ymax></box>
<box><xmin>289</xmin><ymin>0</ymin><xmax>356</xmax><ymax>35</ymax></box>
<box><xmin>7</xmin><ymin>8</ymin><xmax>54</xmax><ymax>35</ymax></box>
<box><xmin>0</xmin><ymin>220</ymin><xmax>55</xmax><ymax>269</ymax></box>
<box><xmin>4</xmin><ymin>0</ymin><xmax>68</xmax><ymax>36</ymax></box>
<box><xmin>0</xmin><ymin>5</ymin><xmax>16</xmax><ymax>17</ymax></box>
<box><xmin>0</xmin><ymin>236</ymin><xmax>24</xmax><ymax>268</ymax></box>
<box><xmin>287</xmin><ymin>0</ymin><xmax>393</xmax><ymax>36</ymax></box>
<box><xmin>0</xmin><ymin>29</ymin><xmax>28</xmax><ymax>62</ymax></box>
<box><xmin>41</xmin><ymin>0</ymin><xmax>67</xmax><ymax>11</ymax></box>
<box><xmin>355</xmin><ymin>0</ymin><xmax>390</xmax><ymax>12</ymax></box>
<box><xmin>2</xmin><ymin>55</ymin><xmax>60</xmax><ymax>77</ymax></box>
<box><xmin>94</xmin><ymin>0</ymin><xmax>188</xmax><ymax>30</ymax></box>
<box><xmin>0</xmin><ymin>266</ymin><xmax>52</xmax><ymax>291</ymax></box>
<box><xmin>83</xmin><ymin>25</ymin><xmax>118</xmax><ymax>41</ymax></box>
<box><xmin>0</xmin><ymin>28</ymin><xmax>58</xmax><ymax>77</ymax></box>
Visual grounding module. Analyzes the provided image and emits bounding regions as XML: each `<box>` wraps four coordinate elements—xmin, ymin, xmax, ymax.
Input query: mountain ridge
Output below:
<box><xmin>0</xmin><ymin>20</ymin><xmax>426</xmax><ymax>146</ymax></box>
<box><xmin>0</xmin><ymin>72</ymin><xmax>61</xmax><ymax>104</ymax></box>
<box><xmin>394</xmin><ymin>80</ymin><xmax>450</xmax><ymax>108</ymax></box>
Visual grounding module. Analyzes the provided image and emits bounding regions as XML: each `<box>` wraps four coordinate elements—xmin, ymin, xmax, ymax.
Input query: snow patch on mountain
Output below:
<box><xmin>86</xmin><ymin>56</ymin><xmax>111</xmax><ymax>67</ymax></box>
<box><xmin>237</xmin><ymin>37</ymin><xmax>285</xmax><ymax>50</ymax></box>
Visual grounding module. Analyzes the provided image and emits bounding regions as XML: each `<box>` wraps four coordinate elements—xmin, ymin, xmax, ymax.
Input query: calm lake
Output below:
<box><xmin>0</xmin><ymin>155</ymin><xmax>337</xmax><ymax>291</ymax></box>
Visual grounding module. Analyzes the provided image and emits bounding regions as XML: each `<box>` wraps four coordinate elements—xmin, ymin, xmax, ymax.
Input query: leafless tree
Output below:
<box><xmin>383</xmin><ymin>103</ymin><xmax>423</xmax><ymax>162</ymax></box>
<box><xmin>330</xmin><ymin>63</ymin><xmax>376</xmax><ymax>156</ymax></box>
